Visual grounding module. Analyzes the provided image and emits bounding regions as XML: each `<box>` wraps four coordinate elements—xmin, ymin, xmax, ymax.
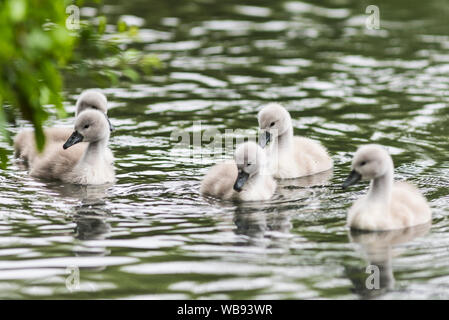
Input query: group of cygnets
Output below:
<box><xmin>14</xmin><ymin>90</ymin><xmax>115</xmax><ymax>185</ymax></box>
<box><xmin>14</xmin><ymin>90</ymin><xmax>432</xmax><ymax>233</ymax></box>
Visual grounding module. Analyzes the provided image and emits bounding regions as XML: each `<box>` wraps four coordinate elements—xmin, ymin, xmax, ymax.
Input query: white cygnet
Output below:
<box><xmin>258</xmin><ymin>103</ymin><xmax>333</xmax><ymax>179</ymax></box>
<box><xmin>342</xmin><ymin>144</ymin><xmax>431</xmax><ymax>231</ymax></box>
<box><xmin>29</xmin><ymin>109</ymin><xmax>115</xmax><ymax>185</ymax></box>
<box><xmin>200</xmin><ymin>141</ymin><xmax>276</xmax><ymax>201</ymax></box>
<box><xmin>74</xmin><ymin>89</ymin><xmax>109</xmax><ymax>117</ymax></box>
<box><xmin>14</xmin><ymin>90</ymin><xmax>112</xmax><ymax>164</ymax></box>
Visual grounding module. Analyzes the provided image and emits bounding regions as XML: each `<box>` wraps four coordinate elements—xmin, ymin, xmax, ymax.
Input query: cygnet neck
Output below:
<box><xmin>243</xmin><ymin>157</ymin><xmax>266</xmax><ymax>189</ymax></box>
<box><xmin>367</xmin><ymin>162</ymin><xmax>394</xmax><ymax>205</ymax></box>
<box><xmin>275</xmin><ymin>125</ymin><xmax>293</xmax><ymax>152</ymax></box>
<box><xmin>81</xmin><ymin>135</ymin><xmax>109</xmax><ymax>165</ymax></box>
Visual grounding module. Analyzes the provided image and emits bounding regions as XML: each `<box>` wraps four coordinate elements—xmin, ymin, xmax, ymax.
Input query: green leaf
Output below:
<box><xmin>8</xmin><ymin>0</ymin><xmax>27</xmax><ymax>22</ymax></box>
<box><xmin>117</xmin><ymin>20</ymin><xmax>127</xmax><ymax>33</ymax></box>
<box><xmin>122</xmin><ymin>68</ymin><xmax>140</xmax><ymax>82</ymax></box>
<box><xmin>0</xmin><ymin>147</ymin><xmax>8</xmax><ymax>170</ymax></box>
<box><xmin>98</xmin><ymin>16</ymin><xmax>107</xmax><ymax>34</ymax></box>
<box><xmin>0</xmin><ymin>103</ymin><xmax>10</xmax><ymax>144</ymax></box>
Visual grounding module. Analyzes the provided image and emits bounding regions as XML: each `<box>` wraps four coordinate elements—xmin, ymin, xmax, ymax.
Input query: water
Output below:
<box><xmin>2</xmin><ymin>0</ymin><xmax>449</xmax><ymax>299</ymax></box>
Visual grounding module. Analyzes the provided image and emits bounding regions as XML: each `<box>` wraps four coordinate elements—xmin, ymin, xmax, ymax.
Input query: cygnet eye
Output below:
<box><xmin>84</xmin><ymin>124</ymin><xmax>90</xmax><ymax>129</ymax></box>
<box><xmin>270</xmin><ymin>122</ymin><xmax>275</xmax><ymax>127</ymax></box>
<box><xmin>360</xmin><ymin>161</ymin><xmax>367</xmax><ymax>166</ymax></box>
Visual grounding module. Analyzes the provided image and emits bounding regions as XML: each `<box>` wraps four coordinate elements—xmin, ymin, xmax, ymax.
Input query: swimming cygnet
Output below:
<box><xmin>342</xmin><ymin>144</ymin><xmax>431</xmax><ymax>231</ymax></box>
<box><xmin>200</xmin><ymin>141</ymin><xmax>276</xmax><ymax>201</ymax></box>
<box><xmin>258</xmin><ymin>103</ymin><xmax>333</xmax><ymax>179</ymax></box>
<box><xmin>29</xmin><ymin>109</ymin><xmax>115</xmax><ymax>185</ymax></box>
<box><xmin>14</xmin><ymin>90</ymin><xmax>112</xmax><ymax>164</ymax></box>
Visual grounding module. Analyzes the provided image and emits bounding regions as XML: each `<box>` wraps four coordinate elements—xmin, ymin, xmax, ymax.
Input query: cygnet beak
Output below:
<box><xmin>63</xmin><ymin>131</ymin><xmax>84</xmax><ymax>149</ymax></box>
<box><xmin>233</xmin><ymin>170</ymin><xmax>250</xmax><ymax>192</ymax></box>
<box><xmin>259</xmin><ymin>131</ymin><xmax>271</xmax><ymax>148</ymax></box>
<box><xmin>342</xmin><ymin>169</ymin><xmax>362</xmax><ymax>189</ymax></box>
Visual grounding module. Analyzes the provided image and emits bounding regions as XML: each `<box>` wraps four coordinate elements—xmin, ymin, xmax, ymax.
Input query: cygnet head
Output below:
<box><xmin>342</xmin><ymin>144</ymin><xmax>394</xmax><ymax>189</ymax></box>
<box><xmin>75</xmin><ymin>90</ymin><xmax>114</xmax><ymax>132</ymax></box>
<box><xmin>257</xmin><ymin>103</ymin><xmax>292</xmax><ymax>148</ymax></box>
<box><xmin>233</xmin><ymin>141</ymin><xmax>266</xmax><ymax>192</ymax></box>
<box><xmin>63</xmin><ymin>110</ymin><xmax>110</xmax><ymax>150</ymax></box>
<box><xmin>75</xmin><ymin>90</ymin><xmax>108</xmax><ymax>116</ymax></box>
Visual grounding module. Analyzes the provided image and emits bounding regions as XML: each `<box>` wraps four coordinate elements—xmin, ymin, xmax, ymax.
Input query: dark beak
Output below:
<box><xmin>259</xmin><ymin>131</ymin><xmax>271</xmax><ymax>148</ymax></box>
<box><xmin>342</xmin><ymin>170</ymin><xmax>362</xmax><ymax>189</ymax></box>
<box><xmin>106</xmin><ymin>115</ymin><xmax>115</xmax><ymax>132</ymax></box>
<box><xmin>233</xmin><ymin>170</ymin><xmax>250</xmax><ymax>192</ymax></box>
<box><xmin>63</xmin><ymin>131</ymin><xmax>84</xmax><ymax>149</ymax></box>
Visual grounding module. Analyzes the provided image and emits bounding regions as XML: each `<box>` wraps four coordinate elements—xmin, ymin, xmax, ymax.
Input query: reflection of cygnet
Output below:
<box><xmin>200</xmin><ymin>141</ymin><xmax>276</xmax><ymax>201</ymax></box>
<box><xmin>348</xmin><ymin>223</ymin><xmax>431</xmax><ymax>296</ymax></box>
<box><xmin>29</xmin><ymin>110</ymin><xmax>115</xmax><ymax>185</ymax></box>
<box><xmin>342</xmin><ymin>144</ymin><xmax>431</xmax><ymax>231</ymax></box>
<box><xmin>44</xmin><ymin>183</ymin><xmax>111</xmax><ymax>205</ymax></box>
<box><xmin>275</xmin><ymin>169</ymin><xmax>333</xmax><ymax>199</ymax></box>
<box><xmin>349</xmin><ymin>223</ymin><xmax>431</xmax><ymax>263</ymax></box>
<box><xmin>257</xmin><ymin>103</ymin><xmax>333</xmax><ymax>179</ymax></box>
<box><xmin>14</xmin><ymin>90</ymin><xmax>112</xmax><ymax>164</ymax></box>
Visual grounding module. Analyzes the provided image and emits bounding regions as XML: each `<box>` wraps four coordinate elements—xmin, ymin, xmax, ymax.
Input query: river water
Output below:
<box><xmin>2</xmin><ymin>0</ymin><xmax>449</xmax><ymax>299</ymax></box>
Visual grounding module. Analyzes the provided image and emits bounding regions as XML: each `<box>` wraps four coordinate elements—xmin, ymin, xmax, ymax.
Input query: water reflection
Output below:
<box><xmin>42</xmin><ymin>182</ymin><xmax>113</xmax><ymax>242</ymax></box>
<box><xmin>276</xmin><ymin>169</ymin><xmax>333</xmax><ymax>199</ymax></box>
<box><xmin>346</xmin><ymin>223</ymin><xmax>431</xmax><ymax>299</ymax></box>
<box><xmin>2</xmin><ymin>0</ymin><xmax>449</xmax><ymax>298</ymax></box>
<box><xmin>73</xmin><ymin>208</ymin><xmax>111</xmax><ymax>241</ymax></box>
<box><xmin>234</xmin><ymin>209</ymin><xmax>292</xmax><ymax>240</ymax></box>
<box><xmin>43</xmin><ymin>182</ymin><xmax>112</xmax><ymax>205</ymax></box>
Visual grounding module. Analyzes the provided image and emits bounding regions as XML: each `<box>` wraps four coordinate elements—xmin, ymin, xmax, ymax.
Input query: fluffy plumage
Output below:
<box><xmin>14</xmin><ymin>90</ymin><xmax>108</xmax><ymax>164</ymax></box>
<box><xmin>343</xmin><ymin>144</ymin><xmax>431</xmax><ymax>231</ymax></box>
<box><xmin>29</xmin><ymin>110</ymin><xmax>115</xmax><ymax>185</ymax></box>
<box><xmin>258</xmin><ymin>103</ymin><xmax>333</xmax><ymax>179</ymax></box>
<box><xmin>200</xmin><ymin>141</ymin><xmax>276</xmax><ymax>201</ymax></box>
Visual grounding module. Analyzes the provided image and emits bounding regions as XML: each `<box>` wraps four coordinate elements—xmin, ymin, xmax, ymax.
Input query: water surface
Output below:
<box><xmin>2</xmin><ymin>0</ymin><xmax>449</xmax><ymax>299</ymax></box>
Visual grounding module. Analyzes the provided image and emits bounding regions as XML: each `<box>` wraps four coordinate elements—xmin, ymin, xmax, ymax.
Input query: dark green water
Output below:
<box><xmin>2</xmin><ymin>0</ymin><xmax>449</xmax><ymax>299</ymax></box>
